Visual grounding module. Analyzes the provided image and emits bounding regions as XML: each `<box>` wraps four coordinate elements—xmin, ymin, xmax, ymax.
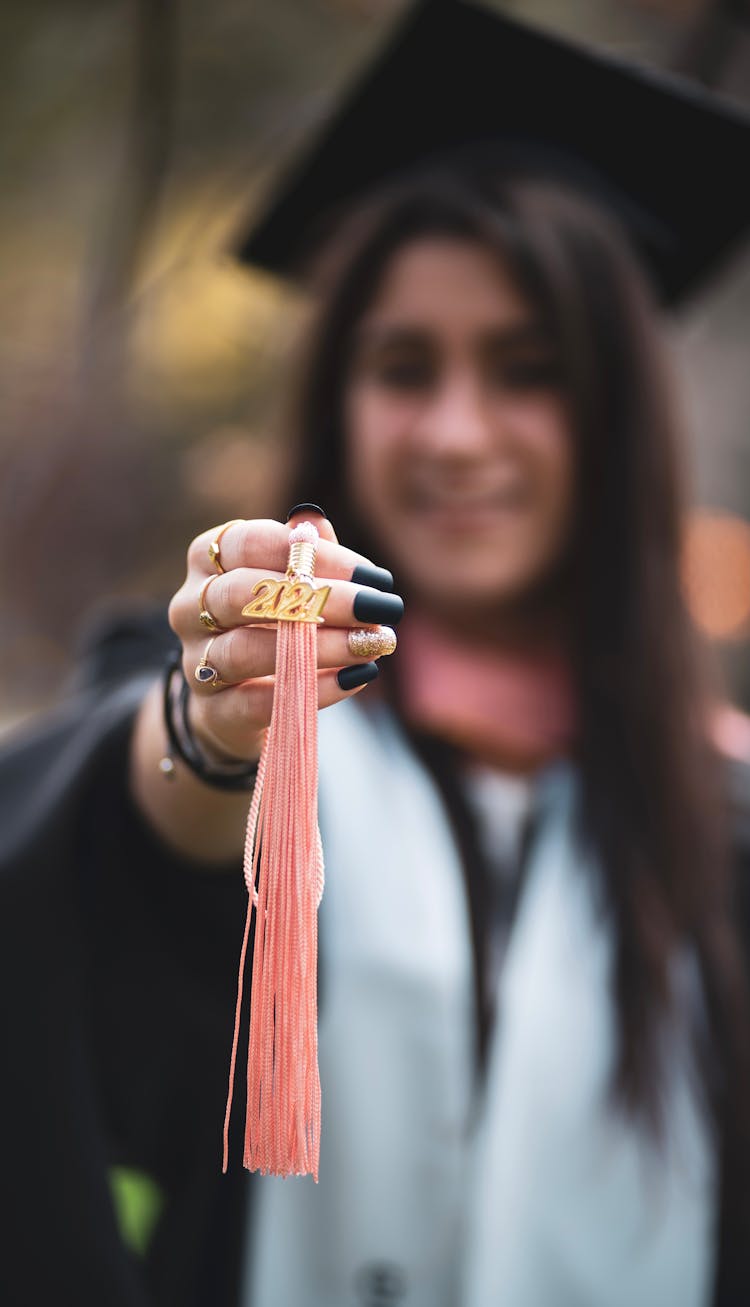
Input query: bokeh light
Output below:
<box><xmin>682</xmin><ymin>509</ymin><xmax>750</xmax><ymax>640</ymax></box>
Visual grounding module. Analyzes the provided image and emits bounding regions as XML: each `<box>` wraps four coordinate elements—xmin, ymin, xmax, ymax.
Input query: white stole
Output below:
<box><xmin>241</xmin><ymin>699</ymin><xmax>715</xmax><ymax>1307</ymax></box>
<box><xmin>463</xmin><ymin>765</ymin><xmax>715</xmax><ymax>1306</ymax></box>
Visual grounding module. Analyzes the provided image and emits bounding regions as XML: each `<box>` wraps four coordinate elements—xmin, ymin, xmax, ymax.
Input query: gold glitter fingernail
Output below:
<box><xmin>347</xmin><ymin>626</ymin><xmax>397</xmax><ymax>659</ymax></box>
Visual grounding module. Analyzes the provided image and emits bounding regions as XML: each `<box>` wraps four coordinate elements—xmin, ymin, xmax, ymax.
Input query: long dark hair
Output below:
<box><xmin>289</xmin><ymin>168</ymin><xmax>748</xmax><ymax>1142</ymax></box>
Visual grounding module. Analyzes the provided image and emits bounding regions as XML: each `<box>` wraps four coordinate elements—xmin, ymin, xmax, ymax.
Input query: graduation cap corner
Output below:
<box><xmin>236</xmin><ymin>0</ymin><xmax>750</xmax><ymax>305</ymax></box>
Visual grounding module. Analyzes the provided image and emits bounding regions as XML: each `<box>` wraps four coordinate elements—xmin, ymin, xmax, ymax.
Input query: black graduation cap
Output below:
<box><xmin>237</xmin><ymin>0</ymin><xmax>750</xmax><ymax>304</ymax></box>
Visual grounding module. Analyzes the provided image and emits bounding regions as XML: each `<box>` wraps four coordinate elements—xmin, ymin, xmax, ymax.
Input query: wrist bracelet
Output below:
<box><xmin>161</xmin><ymin>653</ymin><xmax>259</xmax><ymax>792</ymax></box>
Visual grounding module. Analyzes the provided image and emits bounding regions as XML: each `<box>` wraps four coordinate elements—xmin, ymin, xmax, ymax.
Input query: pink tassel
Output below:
<box><xmin>223</xmin><ymin>522</ymin><xmax>327</xmax><ymax>1180</ymax></box>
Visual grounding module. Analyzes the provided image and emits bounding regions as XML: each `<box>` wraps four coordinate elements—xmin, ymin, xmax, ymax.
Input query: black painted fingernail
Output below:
<box><xmin>353</xmin><ymin>590</ymin><xmax>405</xmax><ymax>625</ymax></box>
<box><xmin>286</xmin><ymin>502</ymin><xmax>326</xmax><ymax>521</ymax></box>
<box><xmin>350</xmin><ymin>562</ymin><xmax>394</xmax><ymax>592</ymax></box>
<box><xmin>337</xmin><ymin>661</ymin><xmax>379</xmax><ymax>691</ymax></box>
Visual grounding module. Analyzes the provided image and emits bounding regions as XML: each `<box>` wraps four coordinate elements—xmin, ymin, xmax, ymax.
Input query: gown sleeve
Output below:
<box><xmin>0</xmin><ymin>606</ymin><xmax>249</xmax><ymax>1307</ymax></box>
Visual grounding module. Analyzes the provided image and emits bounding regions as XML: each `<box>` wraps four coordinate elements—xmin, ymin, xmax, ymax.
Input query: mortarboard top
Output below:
<box><xmin>237</xmin><ymin>0</ymin><xmax>750</xmax><ymax>305</ymax></box>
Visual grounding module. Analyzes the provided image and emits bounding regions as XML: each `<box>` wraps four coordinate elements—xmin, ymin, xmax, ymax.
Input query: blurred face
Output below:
<box><xmin>344</xmin><ymin>237</ymin><xmax>575</xmax><ymax>618</ymax></box>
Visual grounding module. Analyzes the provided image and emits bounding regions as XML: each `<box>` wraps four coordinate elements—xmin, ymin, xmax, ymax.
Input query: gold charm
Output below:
<box><xmin>242</xmin><ymin>520</ymin><xmax>330</xmax><ymax>624</ymax></box>
<box><xmin>241</xmin><ymin>578</ymin><xmax>331</xmax><ymax>624</ymax></box>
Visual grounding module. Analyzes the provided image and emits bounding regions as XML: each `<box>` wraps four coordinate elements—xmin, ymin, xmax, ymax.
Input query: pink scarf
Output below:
<box><xmin>395</xmin><ymin>612</ymin><xmax>578</xmax><ymax>772</ymax></box>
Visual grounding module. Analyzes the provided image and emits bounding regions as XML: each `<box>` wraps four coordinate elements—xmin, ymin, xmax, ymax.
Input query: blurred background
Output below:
<box><xmin>1</xmin><ymin>0</ymin><xmax>748</xmax><ymax>729</ymax></box>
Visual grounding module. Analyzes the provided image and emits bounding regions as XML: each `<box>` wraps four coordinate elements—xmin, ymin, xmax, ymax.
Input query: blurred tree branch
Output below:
<box><xmin>86</xmin><ymin>0</ymin><xmax>178</xmax><ymax>329</ymax></box>
<box><xmin>1</xmin><ymin>0</ymin><xmax>180</xmax><ymax>669</ymax></box>
<box><xmin>672</xmin><ymin>0</ymin><xmax>750</xmax><ymax>89</ymax></box>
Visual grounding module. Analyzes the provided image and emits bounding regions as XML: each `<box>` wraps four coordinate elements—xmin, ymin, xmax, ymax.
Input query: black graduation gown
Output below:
<box><xmin>1</xmin><ymin>608</ymin><xmax>749</xmax><ymax>1307</ymax></box>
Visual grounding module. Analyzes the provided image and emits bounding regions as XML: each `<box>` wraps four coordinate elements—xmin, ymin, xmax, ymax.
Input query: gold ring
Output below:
<box><xmin>347</xmin><ymin>626</ymin><xmax>398</xmax><ymax>659</ymax></box>
<box><xmin>207</xmin><ymin>519</ymin><xmax>244</xmax><ymax>575</ymax></box>
<box><xmin>194</xmin><ymin>636</ymin><xmax>225</xmax><ymax>688</ymax></box>
<box><xmin>198</xmin><ymin>575</ymin><xmax>223</xmax><ymax>632</ymax></box>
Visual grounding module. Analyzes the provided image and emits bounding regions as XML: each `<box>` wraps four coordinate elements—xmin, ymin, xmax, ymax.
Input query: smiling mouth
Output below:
<box><xmin>407</xmin><ymin>486</ymin><xmax>529</xmax><ymax>515</ymax></box>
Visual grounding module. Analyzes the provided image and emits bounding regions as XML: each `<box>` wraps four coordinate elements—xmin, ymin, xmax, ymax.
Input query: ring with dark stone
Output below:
<box><xmin>194</xmin><ymin>636</ymin><xmax>224</xmax><ymax>688</ymax></box>
<box><xmin>195</xmin><ymin>662</ymin><xmax>220</xmax><ymax>686</ymax></box>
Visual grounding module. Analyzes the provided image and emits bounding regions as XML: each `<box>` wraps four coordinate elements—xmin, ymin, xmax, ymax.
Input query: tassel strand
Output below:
<box><xmin>223</xmin><ymin>522</ymin><xmax>325</xmax><ymax>1180</ymax></box>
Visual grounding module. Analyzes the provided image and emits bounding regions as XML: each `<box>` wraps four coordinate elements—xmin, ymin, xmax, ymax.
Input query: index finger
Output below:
<box><xmin>286</xmin><ymin>503</ymin><xmax>339</xmax><ymax>548</ymax></box>
<box><xmin>193</xmin><ymin>517</ymin><xmax>393</xmax><ymax>591</ymax></box>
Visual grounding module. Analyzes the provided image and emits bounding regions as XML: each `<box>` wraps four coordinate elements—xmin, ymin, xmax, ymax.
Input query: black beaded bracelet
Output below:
<box><xmin>161</xmin><ymin>653</ymin><xmax>259</xmax><ymax>792</ymax></box>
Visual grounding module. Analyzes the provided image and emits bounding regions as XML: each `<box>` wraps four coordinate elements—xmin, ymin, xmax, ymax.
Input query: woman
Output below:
<box><xmin>3</xmin><ymin>5</ymin><xmax>750</xmax><ymax>1306</ymax></box>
